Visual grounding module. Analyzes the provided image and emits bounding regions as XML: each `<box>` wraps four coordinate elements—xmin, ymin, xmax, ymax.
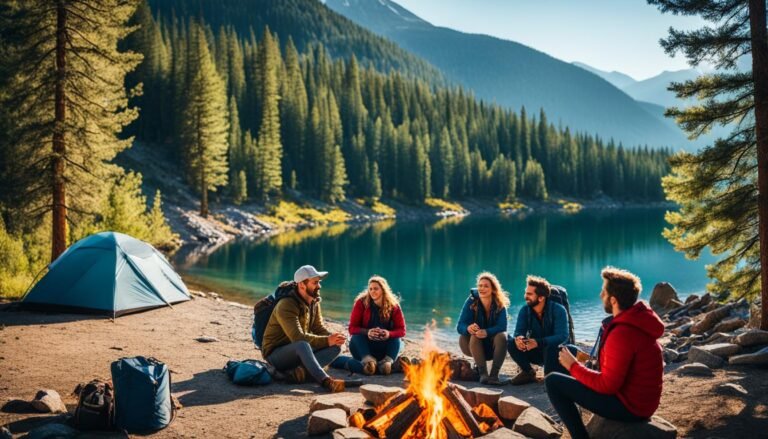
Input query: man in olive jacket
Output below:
<box><xmin>262</xmin><ymin>265</ymin><xmax>362</xmax><ymax>392</ymax></box>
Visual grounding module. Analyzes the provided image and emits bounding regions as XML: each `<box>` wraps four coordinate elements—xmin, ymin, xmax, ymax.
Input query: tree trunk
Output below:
<box><xmin>749</xmin><ymin>0</ymin><xmax>768</xmax><ymax>330</ymax></box>
<box><xmin>198</xmin><ymin>112</ymin><xmax>208</xmax><ymax>217</ymax></box>
<box><xmin>51</xmin><ymin>0</ymin><xmax>67</xmax><ymax>262</ymax></box>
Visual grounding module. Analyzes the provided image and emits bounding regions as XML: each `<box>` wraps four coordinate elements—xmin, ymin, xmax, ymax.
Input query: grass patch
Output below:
<box><xmin>425</xmin><ymin>198</ymin><xmax>464</xmax><ymax>212</ymax></box>
<box><xmin>562</xmin><ymin>202</ymin><xmax>583</xmax><ymax>213</ymax></box>
<box><xmin>257</xmin><ymin>200</ymin><xmax>350</xmax><ymax>228</ymax></box>
<box><xmin>370</xmin><ymin>200</ymin><xmax>396</xmax><ymax>216</ymax></box>
<box><xmin>499</xmin><ymin>201</ymin><xmax>527</xmax><ymax>210</ymax></box>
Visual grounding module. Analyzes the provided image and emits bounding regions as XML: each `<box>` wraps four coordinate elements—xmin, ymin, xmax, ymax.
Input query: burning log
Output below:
<box><xmin>442</xmin><ymin>417</ymin><xmax>464</xmax><ymax>439</ymax></box>
<box><xmin>443</xmin><ymin>384</ymin><xmax>485</xmax><ymax>437</ymax></box>
<box><xmin>471</xmin><ymin>403</ymin><xmax>504</xmax><ymax>432</ymax></box>
<box><xmin>349</xmin><ymin>407</ymin><xmax>377</xmax><ymax>428</ymax></box>
<box><xmin>364</xmin><ymin>396</ymin><xmax>421</xmax><ymax>438</ymax></box>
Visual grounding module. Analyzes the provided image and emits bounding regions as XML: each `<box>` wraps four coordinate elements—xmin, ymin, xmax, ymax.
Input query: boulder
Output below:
<box><xmin>676</xmin><ymin>363</ymin><xmax>713</xmax><ymax>377</ymax></box>
<box><xmin>308</xmin><ymin>408</ymin><xmax>348</xmax><ymax>436</ymax></box>
<box><xmin>670</xmin><ymin>323</ymin><xmax>692</xmax><ymax>337</ymax></box>
<box><xmin>687</xmin><ymin>347</ymin><xmax>725</xmax><ymax>368</ymax></box>
<box><xmin>695</xmin><ymin>343</ymin><xmax>741</xmax><ymax>358</ymax></box>
<box><xmin>310</xmin><ymin>393</ymin><xmax>366</xmax><ymax>416</ymax></box>
<box><xmin>685</xmin><ymin>294</ymin><xmax>700</xmax><ymax>304</ymax></box>
<box><xmin>467</xmin><ymin>387</ymin><xmax>503</xmax><ymax>413</ymax></box>
<box><xmin>691</xmin><ymin>303</ymin><xmax>734</xmax><ymax>335</ymax></box>
<box><xmin>715</xmin><ymin>383</ymin><xmax>748</xmax><ymax>396</ymax></box>
<box><xmin>702</xmin><ymin>332</ymin><xmax>733</xmax><ymax>345</ymax></box>
<box><xmin>332</xmin><ymin>427</ymin><xmax>372</xmax><ymax>439</ymax></box>
<box><xmin>498</xmin><ymin>395</ymin><xmax>531</xmax><ymax>421</ymax></box>
<box><xmin>663</xmin><ymin>348</ymin><xmax>680</xmax><ymax>363</ymax></box>
<box><xmin>711</xmin><ymin>317</ymin><xmax>747</xmax><ymax>334</ymax></box>
<box><xmin>729</xmin><ymin>346</ymin><xmax>768</xmax><ymax>366</ymax></box>
<box><xmin>480</xmin><ymin>427</ymin><xmax>527</xmax><ymax>438</ymax></box>
<box><xmin>735</xmin><ymin>329</ymin><xmax>768</xmax><ymax>347</ymax></box>
<box><xmin>30</xmin><ymin>389</ymin><xmax>67</xmax><ymax>413</ymax></box>
<box><xmin>512</xmin><ymin>407</ymin><xmax>563</xmax><ymax>438</ymax></box>
<box><xmin>650</xmin><ymin>282</ymin><xmax>681</xmax><ymax>314</ymax></box>
<box><xmin>585</xmin><ymin>414</ymin><xmax>677</xmax><ymax>439</ymax></box>
<box><xmin>358</xmin><ymin>384</ymin><xmax>404</xmax><ymax>408</ymax></box>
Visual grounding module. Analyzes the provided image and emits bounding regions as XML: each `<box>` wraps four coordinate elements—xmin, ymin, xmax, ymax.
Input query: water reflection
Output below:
<box><xmin>177</xmin><ymin>209</ymin><xmax>714</xmax><ymax>343</ymax></box>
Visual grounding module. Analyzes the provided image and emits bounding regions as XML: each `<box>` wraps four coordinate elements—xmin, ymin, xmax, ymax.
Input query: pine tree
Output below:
<box><xmin>522</xmin><ymin>159</ymin><xmax>548</xmax><ymax>200</ymax></box>
<box><xmin>0</xmin><ymin>0</ymin><xmax>142</xmax><ymax>261</ymax></box>
<box><xmin>651</xmin><ymin>0</ymin><xmax>768</xmax><ymax>327</ymax></box>
<box><xmin>147</xmin><ymin>190</ymin><xmax>176</xmax><ymax>250</ymax></box>
<box><xmin>181</xmin><ymin>22</ymin><xmax>229</xmax><ymax>217</ymax></box>
<box><xmin>253</xmin><ymin>28</ymin><xmax>282</xmax><ymax>200</ymax></box>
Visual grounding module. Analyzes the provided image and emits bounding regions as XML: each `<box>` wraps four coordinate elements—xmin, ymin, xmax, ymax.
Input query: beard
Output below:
<box><xmin>603</xmin><ymin>299</ymin><xmax>612</xmax><ymax>314</ymax></box>
<box><xmin>307</xmin><ymin>285</ymin><xmax>321</xmax><ymax>299</ymax></box>
<box><xmin>525</xmin><ymin>298</ymin><xmax>537</xmax><ymax>308</ymax></box>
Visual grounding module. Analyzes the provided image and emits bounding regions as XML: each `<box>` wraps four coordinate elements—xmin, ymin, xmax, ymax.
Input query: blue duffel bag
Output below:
<box><xmin>225</xmin><ymin>359</ymin><xmax>272</xmax><ymax>385</ymax></box>
<box><xmin>111</xmin><ymin>356</ymin><xmax>174</xmax><ymax>432</ymax></box>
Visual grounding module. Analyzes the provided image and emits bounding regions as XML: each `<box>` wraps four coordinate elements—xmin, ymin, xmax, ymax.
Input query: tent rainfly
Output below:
<box><xmin>22</xmin><ymin>232</ymin><xmax>190</xmax><ymax>317</ymax></box>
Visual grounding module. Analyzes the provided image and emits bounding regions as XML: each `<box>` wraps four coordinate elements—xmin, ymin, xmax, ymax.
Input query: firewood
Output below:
<box><xmin>443</xmin><ymin>384</ymin><xmax>484</xmax><ymax>437</ymax></box>
<box><xmin>472</xmin><ymin>403</ymin><xmax>504</xmax><ymax>431</ymax></box>
<box><xmin>442</xmin><ymin>416</ymin><xmax>465</xmax><ymax>439</ymax></box>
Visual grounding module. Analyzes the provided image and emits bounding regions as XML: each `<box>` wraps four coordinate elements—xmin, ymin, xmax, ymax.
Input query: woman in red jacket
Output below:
<box><xmin>348</xmin><ymin>275</ymin><xmax>406</xmax><ymax>375</ymax></box>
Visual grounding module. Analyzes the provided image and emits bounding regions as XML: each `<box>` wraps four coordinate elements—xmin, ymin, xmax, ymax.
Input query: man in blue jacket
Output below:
<box><xmin>507</xmin><ymin>275</ymin><xmax>569</xmax><ymax>385</ymax></box>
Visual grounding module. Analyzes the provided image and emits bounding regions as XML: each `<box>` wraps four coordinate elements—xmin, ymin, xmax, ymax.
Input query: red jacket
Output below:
<box><xmin>348</xmin><ymin>298</ymin><xmax>406</xmax><ymax>338</ymax></box>
<box><xmin>570</xmin><ymin>301</ymin><xmax>664</xmax><ymax>418</ymax></box>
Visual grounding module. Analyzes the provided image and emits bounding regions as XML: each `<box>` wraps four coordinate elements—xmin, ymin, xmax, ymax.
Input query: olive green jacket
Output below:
<box><xmin>261</xmin><ymin>288</ymin><xmax>332</xmax><ymax>358</ymax></box>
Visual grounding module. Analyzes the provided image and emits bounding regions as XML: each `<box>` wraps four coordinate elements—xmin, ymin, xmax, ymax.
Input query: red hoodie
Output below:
<box><xmin>570</xmin><ymin>301</ymin><xmax>664</xmax><ymax>418</ymax></box>
<box><xmin>348</xmin><ymin>298</ymin><xmax>406</xmax><ymax>338</ymax></box>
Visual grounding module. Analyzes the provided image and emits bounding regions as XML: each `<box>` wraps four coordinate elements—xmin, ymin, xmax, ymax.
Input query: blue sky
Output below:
<box><xmin>394</xmin><ymin>0</ymin><xmax>707</xmax><ymax>81</ymax></box>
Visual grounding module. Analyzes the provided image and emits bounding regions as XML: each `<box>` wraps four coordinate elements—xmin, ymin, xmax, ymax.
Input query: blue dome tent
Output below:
<box><xmin>22</xmin><ymin>232</ymin><xmax>190</xmax><ymax>317</ymax></box>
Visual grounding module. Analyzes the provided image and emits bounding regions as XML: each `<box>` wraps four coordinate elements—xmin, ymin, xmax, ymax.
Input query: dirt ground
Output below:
<box><xmin>1</xmin><ymin>295</ymin><xmax>767</xmax><ymax>438</ymax></box>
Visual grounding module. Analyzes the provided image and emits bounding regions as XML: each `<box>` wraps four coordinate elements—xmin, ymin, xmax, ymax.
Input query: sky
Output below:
<box><xmin>393</xmin><ymin>0</ymin><xmax>708</xmax><ymax>81</ymax></box>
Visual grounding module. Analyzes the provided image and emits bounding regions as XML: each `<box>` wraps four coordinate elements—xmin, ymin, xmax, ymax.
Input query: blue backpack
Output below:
<box><xmin>549</xmin><ymin>285</ymin><xmax>576</xmax><ymax>344</ymax></box>
<box><xmin>111</xmin><ymin>357</ymin><xmax>174</xmax><ymax>433</ymax></box>
<box><xmin>251</xmin><ymin>281</ymin><xmax>298</xmax><ymax>349</ymax></box>
<box><xmin>225</xmin><ymin>359</ymin><xmax>272</xmax><ymax>385</ymax></box>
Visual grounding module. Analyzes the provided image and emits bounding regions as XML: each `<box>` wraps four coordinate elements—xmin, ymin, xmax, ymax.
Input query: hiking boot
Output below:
<box><xmin>485</xmin><ymin>375</ymin><xmax>511</xmax><ymax>386</ymax></box>
<box><xmin>285</xmin><ymin>365</ymin><xmax>307</xmax><ymax>384</ymax></box>
<box><xmin>322</xmin><ymin>377</ymin><xmax>364</xmax><ymax>393</ymax></box>
<box><xmin>362</xmin><ymin>355</ymin><xmax>377</xmax><ymax>376</ymax></box>
<box><xmin>377</xmin><ymin>356</ymin><xmax>394</xmax><ymax>376</ymax></box>
<box><xmin>479</xmin><ymin>375</ymin><xmax>490</xmax><ymax>384</ymax></box>
<box><xmin>510</xmin><ymin>369</ymin><xmax>537</xmax><ymax>386</ymax></box>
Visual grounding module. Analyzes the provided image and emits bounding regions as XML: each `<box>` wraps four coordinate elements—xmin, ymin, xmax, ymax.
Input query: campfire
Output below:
<box><xmin>349</xmin><ymin>330</ymin><xmax>502</xmax><ymax>438</ymax></box>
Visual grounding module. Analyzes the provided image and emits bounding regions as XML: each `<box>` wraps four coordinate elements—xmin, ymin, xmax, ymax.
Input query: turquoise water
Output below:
<box><xmin>176</xmin><ymin>209</ymin><xmax>715</xmax><ymax>346</ymax></box>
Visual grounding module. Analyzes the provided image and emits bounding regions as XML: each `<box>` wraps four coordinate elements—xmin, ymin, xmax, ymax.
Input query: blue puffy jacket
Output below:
<box><xmin>456</xmin><ymin>289</ymin><xmax>508</xmax><ymax>337</ymax></box>
<box><xmin>513</xmin><ymin>298</ymin><xmax>568</xmax><ymax>348</ymax></box>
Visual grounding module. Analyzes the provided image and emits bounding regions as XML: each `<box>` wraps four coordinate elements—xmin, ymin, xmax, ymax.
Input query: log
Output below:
<box><xmin>364</xmin><ymin>396</ymin><xmax>420</xmax><ymax>438</ymax></box>
<box><xmin>472</xmin><ymin>403</ymin><xmax>504</xmax><ymax>432</ymax></box>
<box><xmin>442</xmin><ymin>417</ymin><xmax>464</xmax><ymax>439</ymax></box>
<box><xmin>375</xmin><ymin>392</ymin><xmax>410</xmax><ymax>415</ymax></box>
<box><xmin>691</xmin><ymin>303</ymin><xmax>734</xmax><ymax>334</ymax></box>
<box><xmin>443</xmin><ymin>384</ymin><xmax>484</xmax><ymax>437</ymax></box>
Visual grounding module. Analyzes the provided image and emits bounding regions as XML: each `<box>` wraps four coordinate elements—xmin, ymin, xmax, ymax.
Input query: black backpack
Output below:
<box><xmin>251</xmin><ymin>281</ymin><xmax>298</xmax><ymax>350</ymax></box>
<box><xmin>73</xmin><ymin>379</ymin><xmax>115</xmax><ymax>431</ymax></box>
<box><xmin>548</xmin><ymin>285</ymin><xmax>576</xmax><ymax>344</ymax></box>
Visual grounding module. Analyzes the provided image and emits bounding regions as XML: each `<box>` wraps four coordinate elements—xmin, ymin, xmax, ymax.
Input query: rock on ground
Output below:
<box><xmin>307</xmin><ymin>408</ymin><xmax>348</xmax><ymax>436</ymax></box>
<box><xmin>467</xmin><ymin>387</ymin><xmax>503</xmax><ymax>413</ymax></box>
<box><xmin>480</xmin><ymin>427</ymin><xmax>527</xmax><ymax>438</ymax></box>
<box><xmin>498</xmin><ymin>395</ymin><xmax>531</xmax><ymax>421</ymax></box>
<box><xmin>735</xmin><ymin>329</ymin><xmax>768</xmax><ymax>347</ymax></box>
<box><xmin>715</xmin><ymin>383</ymin><xmax>748</xmax><ymax>396</ymax></box>
<box><xmin>30</xmin><ymin>389</ymin><xmax>67</xmax><ymax>414</ymax></box>
<box><xmin>585</xmin><ymin>414</ymin><xmax>677</xmax><ymax>439</ymax></box>
<box><xmin>332</xmin><ymin>427</ymin><xmax>372</xmax><ymax>438</ymax></box>
<box><xmin>650</xmin><ymin>282</ymin><xmax>681</xmax><ymax>314</ymax></box>
<box><xmin>310</xmin><ymin>393</ymin><xmax>366</xmax><ymax>416</ymax></box>
<box><xmin>512</xmin><ymin>407</ymin><xmax>563</xmax><ymax>438</ymax></box>
<box><xmin>358</xmin><ymin>384</ymin><xmax>404</xmax><ymax>408</ymax></box>
<box><xmin>729</xmin><ymin>346</ymin><xmax>768</xmax><ymax>366</ymax></box>
<box><xmin>695</xmin><ymin>343</ymin><xmax>741</xmax><ymax>358</ymax></box>
<box><xmin>676</xmin><ymin>363</ymin><xmax>713</xmax><ymax>377</ymax></box>
<box><xmin>687</xmin><ymin>347</ymin><xmax>725</xmax><ymax>368</ymax></box>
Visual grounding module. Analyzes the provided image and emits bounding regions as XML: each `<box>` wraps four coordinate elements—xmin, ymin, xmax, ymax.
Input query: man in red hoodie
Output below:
<box><xmin>545</xmin><ymin>266</ymin><xmax>664</xmax><ymax>439</ymax></box>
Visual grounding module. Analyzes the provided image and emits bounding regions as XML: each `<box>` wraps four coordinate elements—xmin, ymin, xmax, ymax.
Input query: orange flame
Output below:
<box><xmin>404</xmin><ymin>324</ymin><xmax>452</xmax><ymax>439</ymax></box>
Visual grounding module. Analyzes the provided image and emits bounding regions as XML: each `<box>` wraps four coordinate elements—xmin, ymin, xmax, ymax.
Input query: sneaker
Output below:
<box><xmin>510</xmin><ymin>369</ymin><xmax>537</xmax><ymax>386</ymax></box>
<box><xmin>285</xmin><ymin>365</ymin><xmax>307</xmax><ymax>384</ymax></box>
<box><xmin>378</xmin><ymin>359</ymin><xmax>393</xmax><ymax>376</ymax></box>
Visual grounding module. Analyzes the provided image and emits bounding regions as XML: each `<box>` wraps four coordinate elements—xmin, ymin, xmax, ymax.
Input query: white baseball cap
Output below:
<box><xmin>294</xmin><ymin>265</ymin><xmax>329</xmax><ymax>283</ymax></box>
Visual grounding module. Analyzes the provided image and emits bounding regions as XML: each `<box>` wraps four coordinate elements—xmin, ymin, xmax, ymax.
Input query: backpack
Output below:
<box><xmin>111</xmin><ymin>356</ymin><xmax>175</xmax><ymax>433</ymax></box>
<box><xmin>548</xmin><ymin>285</ymin><xmax>576</xmax><ymax>344</ymax></box>
<box><xmin>251</xmin><ymin>281</ymin><xmax>298</xmax><ymax>349</ymax></box>
<box><xmin>72</xmin><ymin>379</ymin><xmax>115</xmax><ymax>431</ymax></box>
<box><xmin>225</xmin><ymin>359</ymin><xmax>272</xmax><ymax>385</ymax></box>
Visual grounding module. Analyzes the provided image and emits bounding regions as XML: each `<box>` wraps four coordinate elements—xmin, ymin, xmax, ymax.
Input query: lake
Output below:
<box><xmin>176</xmin><ymin>208</ymin><xmax>715</xmax><ymax>349</ymax></box>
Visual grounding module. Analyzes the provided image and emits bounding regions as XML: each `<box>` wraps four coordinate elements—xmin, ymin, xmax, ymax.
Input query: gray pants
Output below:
<box><xmin>459</xmin><ymin>332</ymin><xmax>507</xmax><ymax>377</ymax></box>
<box><xmin>267</xmin><ymin>341</ymin><xmax>341</xmax><ymax>384</ymax></box>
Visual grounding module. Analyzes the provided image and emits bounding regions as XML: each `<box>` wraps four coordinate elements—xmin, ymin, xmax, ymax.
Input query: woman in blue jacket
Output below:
<box><xmin>457</xmin><ymin>272</ymin><xmax>510</xmax><ymax>385</ymax></box>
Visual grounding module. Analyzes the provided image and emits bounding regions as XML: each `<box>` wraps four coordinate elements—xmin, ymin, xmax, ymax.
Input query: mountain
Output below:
<box><xmin>622</xmin><ymin>69</ymin><xmax>701</xmax><ymax>108</ymax></box>
<box><xmin>572</xmin><ymin>62</ymin><xmax>637</xmax><ymax>89</ymax></box>
<box><xmin>326</xmin><ymin>0</ymin><xmax>690</xmax><ymax>149</ymax></box>
<box><xmin>148</xmin><ymin>0</ymin><xmax>444</xmax><ymax>82</ymax></box>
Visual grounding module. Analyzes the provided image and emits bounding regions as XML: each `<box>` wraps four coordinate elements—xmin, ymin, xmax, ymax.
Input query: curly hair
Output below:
<box><xmin>354</xmin><ymin>275</ymin><xmax>401</xmax><ymax>320</ymax></box>
<box><xmin>476</xmin><ymin>271</ymin><xmax>510</xmax><ymax>309</ymax></box>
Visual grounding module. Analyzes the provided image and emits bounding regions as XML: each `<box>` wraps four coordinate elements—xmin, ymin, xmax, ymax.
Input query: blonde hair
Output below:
<box><xmin>475</xmin><ymin>271</ymin><xmax>510</xmax><ymax>309</ymax></box>
<box><xmin>355</xmin><ymin>275</ymin><xmax>400</xmax><ymax>320</ymax></box>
